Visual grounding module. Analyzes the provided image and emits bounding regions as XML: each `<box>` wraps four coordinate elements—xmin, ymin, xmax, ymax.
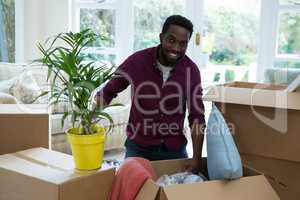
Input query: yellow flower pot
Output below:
<box><xmin>67</xmin><ymin>125</ymin><xmax>106</xmax><ymax>170</ymax></box>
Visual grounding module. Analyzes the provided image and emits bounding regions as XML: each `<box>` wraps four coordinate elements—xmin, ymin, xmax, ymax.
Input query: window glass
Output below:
<box><xmin>133</xmin><ymin>0</ymin><xmax>185</xmax><ymax>51</ymax></box>
<box><xmin>203</xmin><ymin>0</ymin><xmax>261</xmax><ymax>67</ymax></box>
<box><xmin>278</xmin><ymin>12</ymin><xmax>300</xmax><ymax>54</ymax></box>
<box><xmin>80</xmin><ymin>8</ymin><xmax>116</xmax><ymax>48</ymax></box>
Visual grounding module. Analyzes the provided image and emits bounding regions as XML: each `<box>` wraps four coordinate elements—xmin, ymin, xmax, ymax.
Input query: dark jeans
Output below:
<box><xmin>124</xmin><ymin>138</ymin><xmax>188</xmax><ymax>161</ymax></box>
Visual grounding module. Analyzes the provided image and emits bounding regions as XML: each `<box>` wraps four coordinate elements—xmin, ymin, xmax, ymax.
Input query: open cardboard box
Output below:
<box><xmin>0</xmin><ymin>104</ymin><xmax>49</xmax><ymax>155</ymax></box>
<box><xmin>203</xmin><ymin>81</ymin><xmax>300</xmax><ymax>199</ymax></box>
<box><xmin>135</xmin><ymin>158</ymin><xmax>279</xmax><ymax>200</ymax></box>
<box><xmin>0</xmin><ymin>148</ymin><xmax>115</xmax><ymax>200</ymax></box>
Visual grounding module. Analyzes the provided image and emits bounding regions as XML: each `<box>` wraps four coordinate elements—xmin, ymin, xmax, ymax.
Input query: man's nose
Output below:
<box><xmin>171</xmin><ymin>42</ymin><xmax>181</xmax><ymax>52</ymax></box>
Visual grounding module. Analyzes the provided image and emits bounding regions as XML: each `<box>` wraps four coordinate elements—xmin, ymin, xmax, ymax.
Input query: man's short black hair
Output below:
<box><xmin>162</xmin><ymin>15</ymin><xmax>193</xmax><ymax>37</ymax></box>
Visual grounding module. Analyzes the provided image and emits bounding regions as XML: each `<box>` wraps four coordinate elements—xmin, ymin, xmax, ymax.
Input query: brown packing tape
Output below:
<box><xmin>265</xmin><ymin>174</ymin><xmax>288</xmax><ymax>190</ymax></box>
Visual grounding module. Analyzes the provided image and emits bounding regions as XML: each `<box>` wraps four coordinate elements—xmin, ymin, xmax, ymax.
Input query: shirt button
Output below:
<box><xmin>160</xmin><ymin>139</ymin><xmax>164</xmax><ymax>143</ymax></box>
<box><xmin>160</xmin><ymin>114</ymin><xmax>164</xmax><ymax>117</ymax></box>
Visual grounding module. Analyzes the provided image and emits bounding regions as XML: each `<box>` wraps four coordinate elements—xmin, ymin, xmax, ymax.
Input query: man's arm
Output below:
<box><xmin>186</xmin><ymin>65</ymin><xmax>206</xmax><ymax>172</ymax></box>
<box><xmin>187</xmin><ymin>122</ymin><xmax>205</xmax><ymax>173</ymax></box>
<box><xmin>94</xmin><ymin>57</ymin><xmax>133</xmax><ymax>109</ymax></box>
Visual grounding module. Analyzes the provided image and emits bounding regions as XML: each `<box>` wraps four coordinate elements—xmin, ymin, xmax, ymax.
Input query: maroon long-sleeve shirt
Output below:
<box><xmin>97</xmin><ymin>46</ymin><xmax>205</xmax><ymax>151</ymax></box>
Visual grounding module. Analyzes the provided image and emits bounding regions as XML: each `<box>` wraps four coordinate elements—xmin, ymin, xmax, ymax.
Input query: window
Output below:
<box><xmin>0</xmin><ymin>0</ymin><xmax>15</xmax><ymax>62</ymax></box>
<box><xmin>72</xmin><ymin>0</ymin><xmax>121</xmax><ymax>66</ymax></box>
<box><xmin>73</xmin><ymin>0</ymin><xmax>261</xmax><ymax>85</ymax></box>
<box><xmin>203</xmin><ymin>1</ymin><xmax>261</xmax><ymax>67</ymax></box>
<box><xmin>133</xmin><ymin>0</ymin><xmax>185</xmax><ymax>51</ymax></box>
<box><xmin>200</xmin><ymin>0</ymin><xmax>261</xmax><ymax>84</ymax></box>
<box><xmin>275</xmin><ymin>0</ymin><xmax>300</xmax><ymax>69</ymax></box>
<box><xmin>73</xmin><ymin>0</ymin><xmax>187</xmax><ymax>66</ymax></box>
<box><xmin>258</xmin><ymin>0</ymin><xmax>300</xmax><ymax>82</ymax></box>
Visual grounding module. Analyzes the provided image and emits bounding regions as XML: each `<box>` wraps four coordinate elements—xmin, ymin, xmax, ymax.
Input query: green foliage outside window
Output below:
<box><xmin>203</xmin><ymin>8</ymin><xmax>259</xmax><ymax>66</ymax></box>
<box><xmin>133</xmin><ymin>0</ymin><xmax>184</xmax><ymax>51</ymax></box>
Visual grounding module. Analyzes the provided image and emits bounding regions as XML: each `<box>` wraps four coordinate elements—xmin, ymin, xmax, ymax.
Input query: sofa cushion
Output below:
<box><xmin>0</xmin><ymin>62</ymin><xmax>25</xmax><ymax>81</ymax></box>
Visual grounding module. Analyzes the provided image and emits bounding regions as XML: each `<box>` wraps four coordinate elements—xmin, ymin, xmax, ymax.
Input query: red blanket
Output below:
<box><xmin>109</xmin><ymin>157</ymin><xmax>156</xmax><ymax>200</ymax></box>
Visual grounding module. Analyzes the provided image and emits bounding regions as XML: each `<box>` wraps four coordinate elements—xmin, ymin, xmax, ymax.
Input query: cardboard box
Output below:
<box><xmin>203</xmin><ymin>82</ymin><xmax>300</xmax><ymax>162</ymax></box>
<box><xmin>0</xmin><ymin>104</ymin><xmax>49</xmax><ymax>155</ymax></box>
<box><xmin>203</xmin><ymin>81</ymin><xmax>300</xmax><ymax>199</ymax></box>
<box><xmin>135</xmin><ymin>159</ymin><xmax>279</xmax><ymax>200</ymax></box>
<box><xmin>242</xmin><ymin>154</ymin><xmax>300</xmax><ymax>200</ymax></box>
<box><xmin>0</xmin><ymin>148</ymin><xmax>115</xmax><ymax>200</ymax></box>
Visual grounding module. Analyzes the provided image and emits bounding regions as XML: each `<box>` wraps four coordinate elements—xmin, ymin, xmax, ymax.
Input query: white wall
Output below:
<box><xmin>23</xmin><ymin>0</ymin><xmax>70</xmax><ymax>62</ymax></box>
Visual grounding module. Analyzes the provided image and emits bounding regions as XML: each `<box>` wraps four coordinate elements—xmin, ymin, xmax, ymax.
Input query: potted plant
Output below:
<box><xmin>36</xmin><ymin>29</ymin><xmax>121</xmax><ymax>170</ymax></box>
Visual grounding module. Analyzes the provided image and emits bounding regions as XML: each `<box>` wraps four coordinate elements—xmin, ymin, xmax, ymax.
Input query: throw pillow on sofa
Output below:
<box><xmin>0</xmin><ymin>78</ymin><xmax>16</xmax><ymax>94</ymax></box>
<box><xmin>0</xmin><ymin>92</ymin><xmax>19</xmax><ymax>104</ymax></box>
<box><xmin>9</xmin><ymin>71</ymin><xmax>45</xmax><ymax>104</ymax></box>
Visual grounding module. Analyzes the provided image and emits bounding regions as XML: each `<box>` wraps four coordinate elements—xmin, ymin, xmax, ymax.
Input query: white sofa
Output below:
<box><xmin>0</xmin><ymin>62</ymin><xmax>130</xmax><ymax>152</ymax></box>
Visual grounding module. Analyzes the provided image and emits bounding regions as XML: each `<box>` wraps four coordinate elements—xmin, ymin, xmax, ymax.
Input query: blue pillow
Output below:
<box><xmin>206</xmin><ymin>104</ymin><xmax>243</xmax><ymax>180</ymax></box>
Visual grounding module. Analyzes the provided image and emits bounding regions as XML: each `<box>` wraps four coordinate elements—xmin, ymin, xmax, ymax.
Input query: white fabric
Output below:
<box><xmin>206</xmin><ymin>104</ymin><xmax>243</xmax><ymax>180</ymax></box>
<box><xmin>157</xmin><ymin>61</ymin><xmax>172</xmax><ymax>83</ymax></box>
<box><xmin>0</xmin><ymin>78</ymin><xmax>16</xmax><ymax>93</ymax></box>
<box><xmin>157</xmin><ymin>172</ymin><xmax>207</xmax><ymax>186</ymax></box>
<box><xmin>0</xmin><ymin>92</ymin><xmax>18</xmax><ymax>104</ymax></box>
<box><xmin>9</xmin><ymin>71</ymin><xmax>44</xmax><ymax>104</ymax></box>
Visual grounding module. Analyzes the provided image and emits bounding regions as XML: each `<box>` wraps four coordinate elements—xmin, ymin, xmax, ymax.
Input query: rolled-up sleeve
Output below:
<box><xmin>187</xmin><ymin>66</ymin><xmax>205</xmax><ymax>128</ymax></box>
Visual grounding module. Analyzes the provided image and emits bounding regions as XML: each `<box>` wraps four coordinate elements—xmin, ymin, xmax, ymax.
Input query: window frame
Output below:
<box><xmin>275</xmin><ymin>3</ymin><xmax>300</xmax><ymax>61</ymax></box>
<box><xmin>258</xmin><ymin>0</ymin><xmax>300</xmax><ymax>81</ymax></box>
<box><xmin>71</xmin><ymin>0</ymin><xmax>133</xmax><ymax>65</ymax></box>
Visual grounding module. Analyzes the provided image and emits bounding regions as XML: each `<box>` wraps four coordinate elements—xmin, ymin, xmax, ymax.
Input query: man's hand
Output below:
<box><xmin>186</xmin><ymin>158</ymin><xmax>201</xmax><ymax>174</ymax></box>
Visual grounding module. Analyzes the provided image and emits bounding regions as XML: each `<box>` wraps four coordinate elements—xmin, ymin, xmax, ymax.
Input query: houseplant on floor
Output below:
<box><xmin>36</xmin><ymin>29</ymin><xmax>121</xmax><ymax>170</ymax></box>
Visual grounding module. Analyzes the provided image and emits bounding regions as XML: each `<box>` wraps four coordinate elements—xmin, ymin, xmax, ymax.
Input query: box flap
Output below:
<box><xmin>242</xmin><ymin>154</ymin><xmax>300</xmax><ymax>200</ymax></box>
<box><xmin>285</xmin><ymin>74</ymin><xmax>300</xmax><ymax>92</ymax></box>
<box><xmin>135</xmin><ymin>179</ymin><xmax>159</xmax><ymax>200</ymax></box>
<box><xmin>151</xmin><ymin>158</ymin><xmax>208</xmax><ymax>178</ymax></box>
<box><xmin>161</xmin><ymin>176</ymin><xmax>279</xmax><ymax>200</ymax></box>
<box><xmin>203</xmin><ymin>82</ymin><xmax>300</xmax><ymax>110</ymax></box>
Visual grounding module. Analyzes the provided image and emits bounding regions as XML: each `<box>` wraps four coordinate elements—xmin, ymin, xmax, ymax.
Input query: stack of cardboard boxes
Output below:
<box><xmin>204</xmin><ymin>81</ymin><xmax>300</xmax><ymax>200</ymax></box>
<box><xmin>0</xmin><ymin>105</ymin><xmax>115</xmax><ymax>200</ymax></box>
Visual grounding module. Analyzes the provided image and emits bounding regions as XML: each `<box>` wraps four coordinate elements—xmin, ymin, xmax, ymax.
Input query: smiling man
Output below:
<box><xmin>96</xmin><ymin>15</ymin><xmax>205</xmax><ymax>172</ymax></box>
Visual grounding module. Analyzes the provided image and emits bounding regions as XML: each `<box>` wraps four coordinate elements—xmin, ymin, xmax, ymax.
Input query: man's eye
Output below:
<box><xmin>168</xmin><ymin>38</ymin><xmax>175</xmax><ymax>43</ymax></box>
<box><xmin>180</xmin><ymin>42</ymin><xmax>187</xmax><ymax>47</ymax></box>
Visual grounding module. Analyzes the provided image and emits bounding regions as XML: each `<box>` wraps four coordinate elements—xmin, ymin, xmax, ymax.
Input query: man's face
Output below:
<box><xmin>159</xmin><ymin>24</ymin><xmax>191</xmax><ymax>66</ymax></box>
